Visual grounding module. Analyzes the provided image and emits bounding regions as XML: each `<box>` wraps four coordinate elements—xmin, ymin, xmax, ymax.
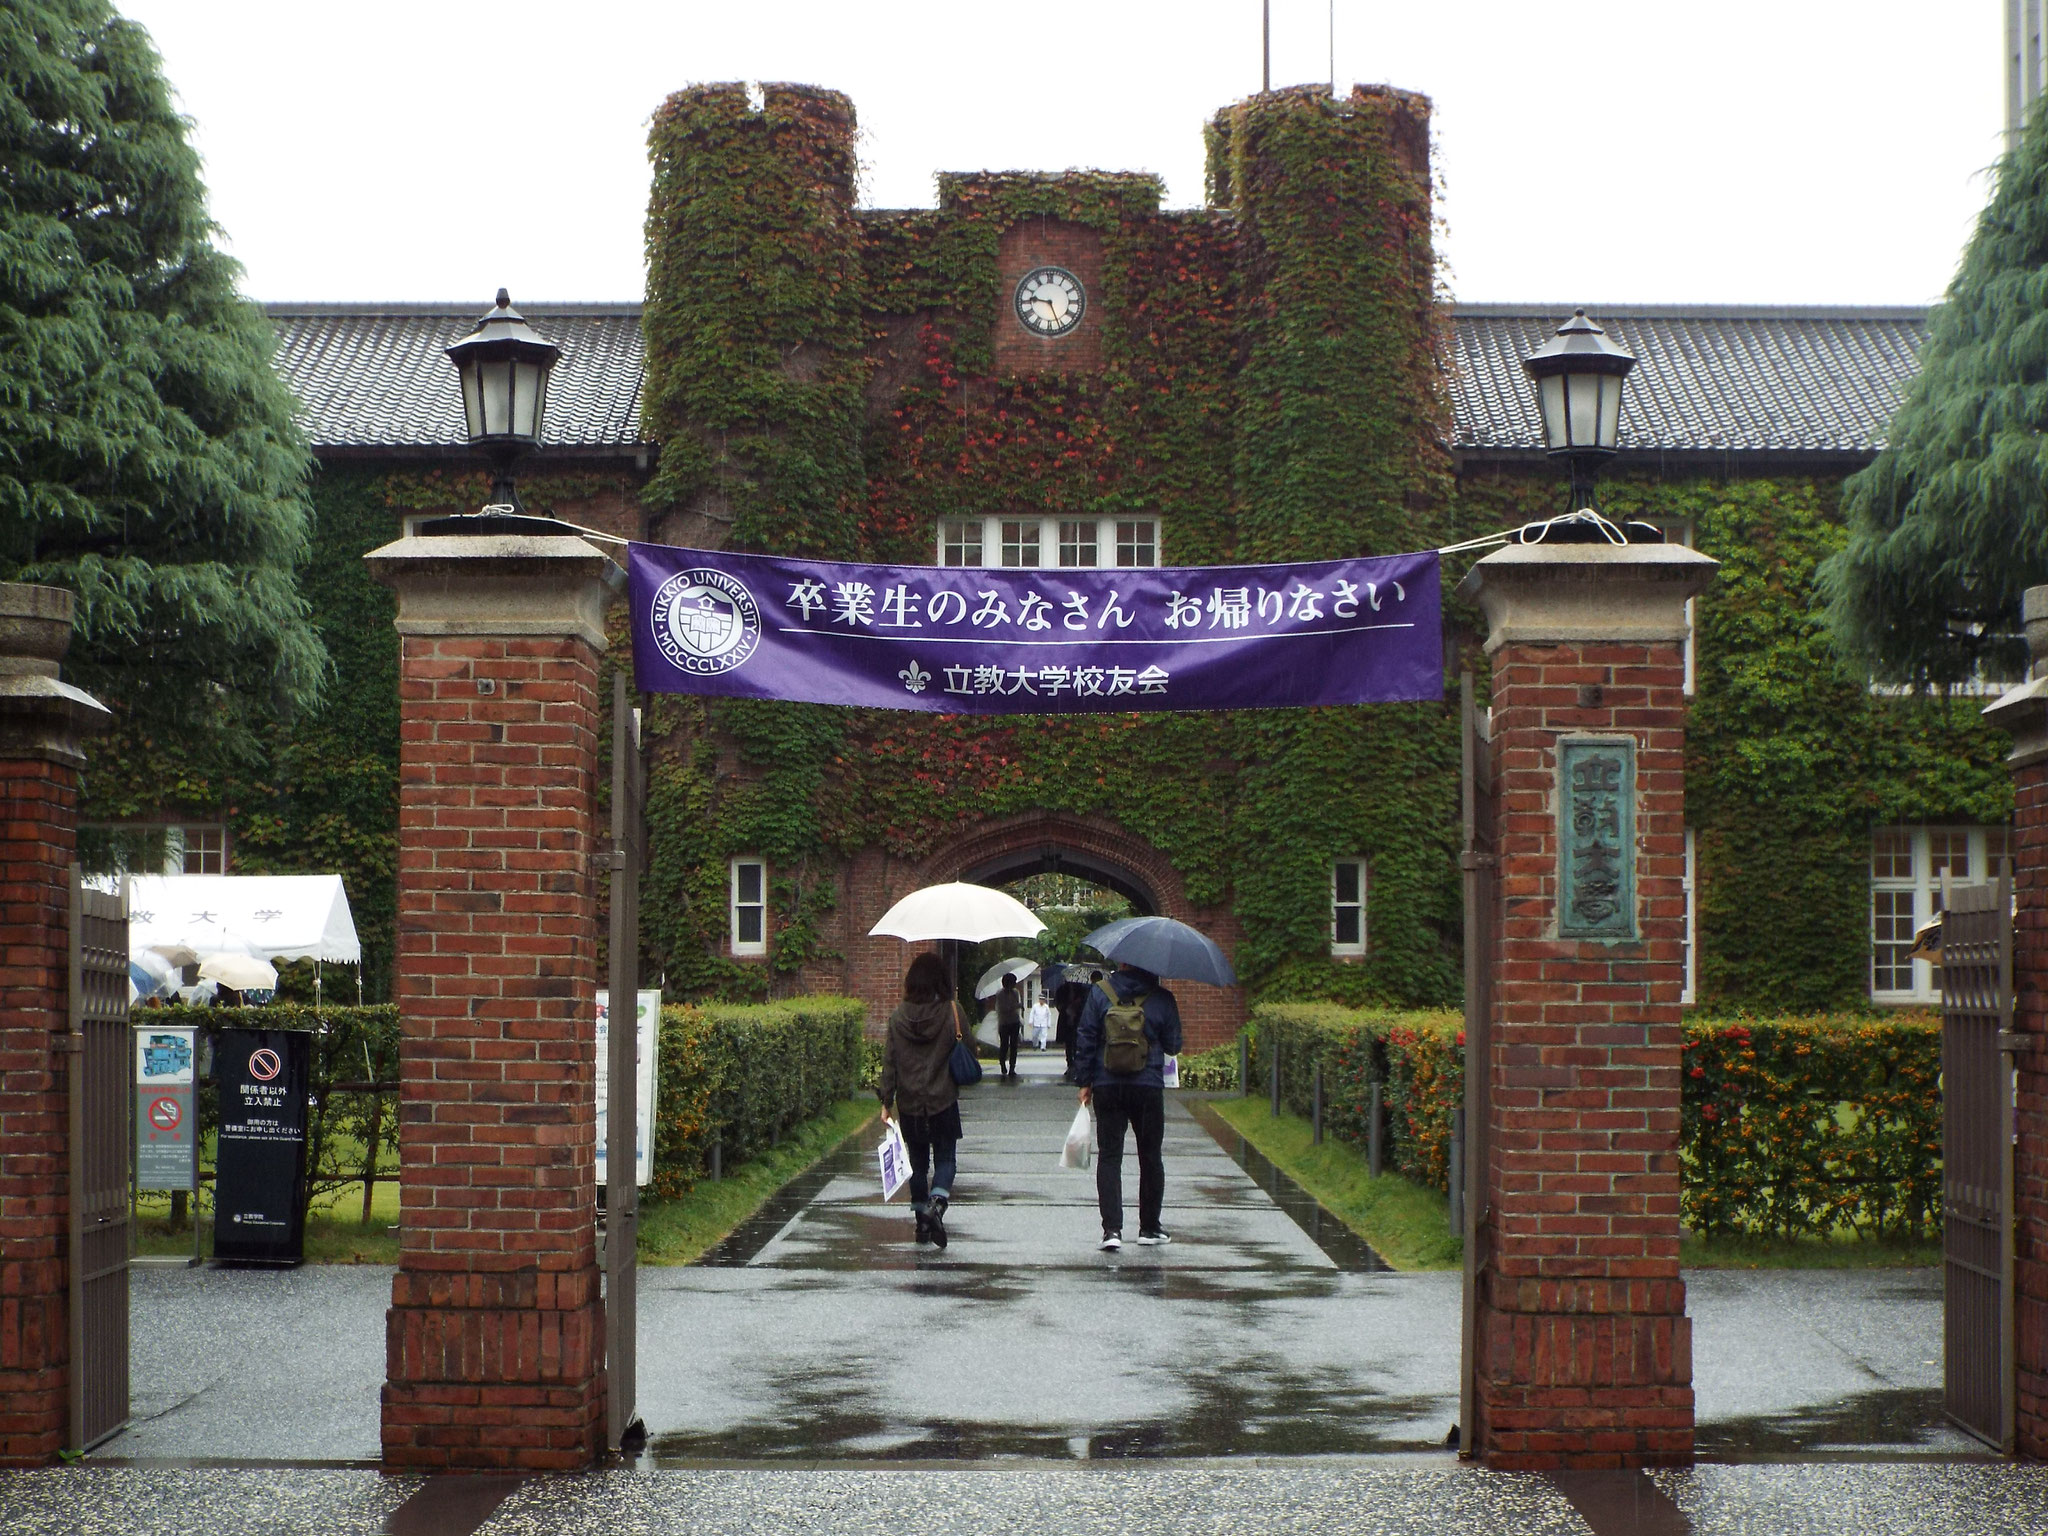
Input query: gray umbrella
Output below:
<box><xmin>1082</xmin><ymin>915</ymin><xmax>1238</xmax><ymax>987</ymax></box>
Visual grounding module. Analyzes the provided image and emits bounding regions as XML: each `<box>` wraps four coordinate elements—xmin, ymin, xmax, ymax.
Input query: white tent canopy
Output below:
<box><xmin>128</xmin><ymin>874</ymin><xmax>362</xmax><ymax>966</ymax></box>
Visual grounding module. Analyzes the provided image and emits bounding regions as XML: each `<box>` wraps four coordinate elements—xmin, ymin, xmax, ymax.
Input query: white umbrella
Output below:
<box><xmin>198</xmin><ymin>951</ymin><xmax>280</xmax><ymax>992</ymax></box>
<box><xmin>975</xmin><ymin>957</ymin><xmax>1040</xmax><ymax>1000</ymax></box>
<box><xmin>869</xmin><ymin>882</ymin><xmax>1046</xmax><ymax>944</ymax></box>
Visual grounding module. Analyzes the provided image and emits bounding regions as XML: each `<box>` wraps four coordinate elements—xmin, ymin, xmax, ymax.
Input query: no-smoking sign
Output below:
<box><xmin>146</xmin><ymin>1096</ymin><xmax>182</xmax><ymax>1135</ymax></box>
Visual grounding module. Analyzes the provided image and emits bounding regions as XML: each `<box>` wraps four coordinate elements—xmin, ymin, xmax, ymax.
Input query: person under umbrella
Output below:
<box><xmin>1074</xmin><ymin>960</ymin><xmax>1184</xmax><ymax>1252</ymax></box>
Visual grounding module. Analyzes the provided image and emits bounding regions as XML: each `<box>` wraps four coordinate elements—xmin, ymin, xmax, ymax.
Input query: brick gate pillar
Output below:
<box><xmin>0</xmin><ymin>584</ymin><xmax>111</xmax><ymax>1465</ymax></box>
<box><xmin>1983</xmin><ymin>584</ymin><xmax>2048</xmax><ymax>1458</ymax></box>
<box><xmin>367</xmin><ymin>530</ymin><xmax>624</xmax><ymax>1471</ymax></box>
<box><xmin>1456</xmin><ymin>539</ymin><xmax>1716</xmax><ymax>1469</ymax></box>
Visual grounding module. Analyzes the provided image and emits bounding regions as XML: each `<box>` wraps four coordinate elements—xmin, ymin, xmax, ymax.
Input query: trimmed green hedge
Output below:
<box><xmin>648</xmin><ymin>997</ymin><xmax>866</xmax><ymax>1197</ymax></box>
<box><xmin>1233</xmin><ymin>1003</ymin><xmax>1944</xmax><ymax>1241</ymax></box>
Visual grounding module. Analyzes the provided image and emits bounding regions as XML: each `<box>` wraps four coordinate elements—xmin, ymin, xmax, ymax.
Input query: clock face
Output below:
<box><xmin>1014</xmin><ymin>266</ymin><xmax>1086</xmax><ymax>337</ymax></box>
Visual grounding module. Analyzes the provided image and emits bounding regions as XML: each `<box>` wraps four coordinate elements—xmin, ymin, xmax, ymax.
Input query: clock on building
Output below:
<box><xmin>1013</xmin><ymin>266</ymin><xmax>1086</xmax><ymax>337</ymax></box>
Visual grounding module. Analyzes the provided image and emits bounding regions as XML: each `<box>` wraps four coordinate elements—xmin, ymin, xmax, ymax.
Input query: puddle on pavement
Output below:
<box><xmin>1183</xmin><ymin>1098</ymin><xmax>1391</xmax><ymax>1273</ymax></box>
<box><xmin>1696</xmin><ymin>1386</ymin><xmax>1972</xmax><ymax>1456</ymax></box>
<box><xmin>645</xmin><ymin>1358</ymin><xmax>1451</xmax><ymax>1463</ymax></box>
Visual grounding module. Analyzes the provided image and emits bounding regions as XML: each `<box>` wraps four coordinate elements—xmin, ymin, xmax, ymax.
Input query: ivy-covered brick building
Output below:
<box><xmin>87</xmin><ymin>83</ymin><xmax>2011</xmax><ymax>1041</ymax></box>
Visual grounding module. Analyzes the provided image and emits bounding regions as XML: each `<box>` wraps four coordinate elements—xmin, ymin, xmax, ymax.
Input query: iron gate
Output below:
<box><xmin>604</xmin><ymin>674</ymin><xmax>646</xmax><ymax>1451</ymax></box>
<box><xmin>1939</xmin><ymin>871</ymin><xmax>2015</xmax><ymax>1452</ymax></box>
<box><xmin>67</xmin><ymin>868</ymin><xmax>130</xmax><ymax>1452</ymax></box>
<box><xmin>1457</xmin><ymin>674</ymin><xmax>1495</xmax><ymax>1457</ymax></box>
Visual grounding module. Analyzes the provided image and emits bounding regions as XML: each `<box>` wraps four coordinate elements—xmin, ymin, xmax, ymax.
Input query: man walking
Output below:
<box><xmin>995</xmin><ymin>971</ymin><xmax>1024</xmax><ymax>1080</ymax></box>
<box><xmin>1074</xmin><ymin>961</ymin><xmax>1182</xmax><ymax>1251</ymax></box>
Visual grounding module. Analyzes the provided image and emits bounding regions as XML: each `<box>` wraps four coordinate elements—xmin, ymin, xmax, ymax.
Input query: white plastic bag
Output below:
<box><xmin>878</xmin><ymin>1118</ymin><xmax>911</xmax><ymax>1201</ymax></box>
<box><xmin>1061</xmin><ymin>1104</ymin><xmax>1094</xmax><ymax>1170</ymax></box>
<box><xmin>1162</xmin><ymin>1054</ymin><xmax>1180</xmax><ymax>1090</ymax></box>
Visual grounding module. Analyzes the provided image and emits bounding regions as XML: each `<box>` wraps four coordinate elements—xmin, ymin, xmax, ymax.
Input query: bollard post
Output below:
<box><xmin>1238</xmin><ymin>1034</ymin><xmax>1248</xmax><ymax>1097</ymax></box>
<box><xmin>1448</xmin><ymin>1106</ymin><xmax>1465</xmax><ymax>1234</ymax></box>
<box><xmin>1313</xmin><ymin>1065</ymin><xmax>1324</xmax><ymax>1146</ymax></box>
<box><xmin>1368</xmin><ymin>1079</ymin><xmax>1383</xmax><ymax>1178</ymax></box>
<box><xmin>1270</xmin><ymin>1037</ymin><xmax>1281</xmax><ymax>1118</ymax></box>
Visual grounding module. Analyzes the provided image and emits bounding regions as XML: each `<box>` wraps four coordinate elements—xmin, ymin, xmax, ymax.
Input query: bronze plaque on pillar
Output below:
<box><xmin>1558</xmin><ymin>737</ymin><xmax>1635</xmax><ymax>940</ymax></box>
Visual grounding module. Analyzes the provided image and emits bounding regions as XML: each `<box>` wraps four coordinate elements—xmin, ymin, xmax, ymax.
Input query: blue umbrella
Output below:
<box><xmin>1082</xmin><ymin>915</ymin><xmax>1238</xmax><ymax>987</ymax></box>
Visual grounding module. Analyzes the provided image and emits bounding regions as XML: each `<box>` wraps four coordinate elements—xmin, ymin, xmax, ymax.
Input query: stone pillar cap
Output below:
<box><xmin>0</xmin><ymin>582</ymin><xmax>78</xmax><ymax>679</ymax></box>
<box><xmin>0</xmin><ymin>582</ymin><xmax>111</xmax><ymax>762</ymax></box>
<box><xmin>366</xmin><ymin>533</ymin><xmax>626</xmax><ymax>650</ymax></box>
<box><xmin>1455</xmin><ymin>542</ymin><xmax>1719</xmax><ymax>652</ymax></box>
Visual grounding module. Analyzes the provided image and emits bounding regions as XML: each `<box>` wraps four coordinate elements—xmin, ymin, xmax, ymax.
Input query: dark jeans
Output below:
<box><xmin>1093</xmin><ymin>1081</ymin><xmax>1165</xmax><ymax>1236</ymax></box>
<box><xmin>901</xmin><ymin>1113</ymin><xmax>957</xmax><ymax>1212</ymax></box>
<box><xmin>998</xmin><ymin>1025</ymin><xmax>1021</xmax><ymax>1075</ymax></box>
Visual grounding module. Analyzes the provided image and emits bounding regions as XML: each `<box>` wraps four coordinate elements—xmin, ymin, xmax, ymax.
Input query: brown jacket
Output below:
<box><xmin>879</xmin><ymin>997</ymin><xmax>962</xmax><ymax>1118</ymax></box>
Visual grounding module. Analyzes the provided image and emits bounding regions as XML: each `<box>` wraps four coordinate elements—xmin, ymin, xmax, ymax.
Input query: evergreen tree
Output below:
<box><xmin>0</xmin><ymin>0</ymin><xmax>322</xmax><ymax>733</ymax></box>
<box><xmin>1821</xmin><ymin>103</ymin><xmax>2048</xmax><ymax>686</ymax></box>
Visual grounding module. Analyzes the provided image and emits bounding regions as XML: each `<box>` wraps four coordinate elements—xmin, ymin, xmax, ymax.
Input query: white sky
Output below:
<box><xmin>119</xmin><ymin>0</ymin><xmax>2005</xmax><ymax>308</ymax></box>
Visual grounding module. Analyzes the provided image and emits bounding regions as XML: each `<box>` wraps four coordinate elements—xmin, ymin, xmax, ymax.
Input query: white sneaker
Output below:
<box><xmin>1099</xmin><ymin>1232</ymin><xmax>1123</xmax><ymax>1252</ymax></box>
<box><xmin>1135</xmin><ymin>1229</ymin><xmax>1172</xmax><ymax>1246</ymax></box>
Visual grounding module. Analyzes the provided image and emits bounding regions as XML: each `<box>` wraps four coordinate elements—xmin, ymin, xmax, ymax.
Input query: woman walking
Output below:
<box><xmin>878</xmin><ymin>952</ymin><xmax>965</xmax><ymax>1249</ymax></box>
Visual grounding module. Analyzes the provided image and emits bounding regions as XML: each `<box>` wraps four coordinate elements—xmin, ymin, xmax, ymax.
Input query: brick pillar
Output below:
<box><xmin>366</xmin><ymin>531</ymin><xmax>623</xmax><ymax>1471</ymax></box>
<box><xmin>1984</xmin><ymin>584</ymin><xmax>2048</xmax><ymax>1458</ymax></box>
<box><xmin>1455</xmin><ymin>540</ymin><xmax>1717</xmax><ymax>1469</ymax></box>
<box><xmin>0</xmin><ymin>585</ymin><xmax>111</xmax><ymax>1465</ymax></box>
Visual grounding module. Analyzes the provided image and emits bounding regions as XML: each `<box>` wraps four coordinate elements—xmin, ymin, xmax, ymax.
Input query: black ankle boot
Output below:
<box><xmin>914</xmin><ymin>1210</ymin><xmax>931</xmax><ymax>1244</ymax></box>
<box><xmin>927</xmin><ymin>1195</ymin><xmax>949</xmax><ymax>1250</ymax></box>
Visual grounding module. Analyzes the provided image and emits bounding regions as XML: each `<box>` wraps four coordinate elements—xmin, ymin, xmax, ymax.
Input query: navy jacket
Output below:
<box><xmin>1074</xmin><ymin>969</ymin><xmax>1183</xmax><ymax>1090</ymax></box>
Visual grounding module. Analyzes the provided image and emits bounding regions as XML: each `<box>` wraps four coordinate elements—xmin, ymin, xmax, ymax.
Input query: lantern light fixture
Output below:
<box><xmin>444</xmin><ymin>288</ymin><xmax>562</xmax><ymax>513</ymax></box>
<box><xmin>1520</xmin><ymin>308</ymin><xmax>1635</xmax><ymax>512</ymax></box>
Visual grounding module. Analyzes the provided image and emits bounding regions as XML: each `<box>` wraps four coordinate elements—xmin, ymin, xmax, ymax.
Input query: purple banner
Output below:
<box><xmin>627</xmin><ymin>542</ymin><xmax>1442</xmax><ymax>713</ymax></box>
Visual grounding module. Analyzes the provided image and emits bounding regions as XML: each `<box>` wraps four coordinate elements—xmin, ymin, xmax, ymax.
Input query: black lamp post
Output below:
<box><xmin>1520</xmin><ymin>308</ymin><xmax>1635</xmax><ymax>513</ymax></box>
<box><xmin>445</xmin><ymin>289</ymin><xmax>561</xmax><ymax>514</ymax></box>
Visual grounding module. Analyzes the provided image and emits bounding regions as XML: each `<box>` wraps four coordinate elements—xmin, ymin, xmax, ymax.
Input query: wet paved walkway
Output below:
<box><xmin>41</xmin><ymin>1056</ymin><xmax>2048</xmax><ymax>1532</ymax></box>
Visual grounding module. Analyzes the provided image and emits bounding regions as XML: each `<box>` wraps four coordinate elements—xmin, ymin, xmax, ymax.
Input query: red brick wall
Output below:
<box><xmin>381</xmin><ymin>633</ymin><xmax>607</xmax><ymax>1470</ymax></box>
<box><xmin>2014</xmin><ymin>752</ymin><xmax>2048</xmax><ymax>1457</ymax></box>
<box><xmin>992</xmin><ymin>219</ymin><xmax>1106</xmax><ymax>376</ymax></box>
<box><xmin>798</xmin><ymin>811</ymin><xmax>1245</xmax><ymax>1051</ymax></box>
<box><xmin>0</xmin><ymin>756</ymin><xmax>76</xmax><ymax>1466</ymax></box>
<box><xmin>1475</xmin><ymin>640</ymin><xmax>1693</xmax><ymax>1469</ymax></box>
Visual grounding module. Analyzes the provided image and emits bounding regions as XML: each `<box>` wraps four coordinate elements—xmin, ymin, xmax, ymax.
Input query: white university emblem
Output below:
<box><xmin>649</xmin><ymin>568</ymin><xmax>762</xmax><ymax>677</ymax></box>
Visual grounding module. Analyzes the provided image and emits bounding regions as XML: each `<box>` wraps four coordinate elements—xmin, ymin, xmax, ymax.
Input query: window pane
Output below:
<box><xmin>1334</xmin><ymin>862</ymin><xmax>1360</xmax><ymax>904</ymax></box>
<box><xmin>181</xmin><ymin>826</ymin><xmax>224</xmax><ymax>875</ymax></box>
<box><xmin>1871</xmin><ymin>889</ymin><xmax>1916</xmax><ymax>991</ymax></box>
<box><xmin>1000</xmin><ymin>520</ymin><xmax>1042</xmax><ymax>567</ymax></box>
<box><xmin>736</xmin><ymin>863</ymin><xmax>763</xmax><ymax>903</ymax></box>
<box><xmin>940</xmin><ymin>519</ymin><xmax>983</xmax><ymax>567</ymax></box>
<box><xmin>1985</xmin><ymin>825</ymin><xmax>2013</xmax><ymax>876</ymax></box>
<box><xmin>1871</xmin><ymin>828</ymin><xmax>1913</xmax><ymax>882</ymax></box>
<box><xmin>1058</xmin><ymin>520</ymin><xmax>1098</xmax><ymax>568</ymax></box>
<box><xmin>1334</xmin><ymin>908</ymin><xmax>1362</xmax><ymax>947</ymax></box>
<box><xmin>737</xmin><ymin>906</ymin><xmax>764</xmax><ymax>944</ymax></box>
<box><xmin>1115</xmin><ymin>520</ymin><xmax>1157</xmax><ymax>567</ymax></box>
<box><xmin>1928</xmin><ymin>828</ymin><xmax>1970</xmax><ymax>882</ymax></box>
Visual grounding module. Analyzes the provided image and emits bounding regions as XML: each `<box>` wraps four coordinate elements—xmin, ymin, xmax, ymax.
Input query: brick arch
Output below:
<box><xmin>813</xmin><ymin>811</ymin><xmax>1244</xmax><ymax>1051</ymax></box>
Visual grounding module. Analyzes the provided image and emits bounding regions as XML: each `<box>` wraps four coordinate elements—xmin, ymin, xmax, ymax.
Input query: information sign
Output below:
<box><xmin>134</xmin><ymin>1025</ymin><xmax>197</xmax><ymax>1191</ymax></box>
<box><xmin>595</xmin><ymin>989</ymin><xmax>661</xmax><ymax>1187</ymax></box>
<box><xmin>212</xmin><ymin>1028</ymin><xmax>310</xmax><ymax>1264</ymax></box>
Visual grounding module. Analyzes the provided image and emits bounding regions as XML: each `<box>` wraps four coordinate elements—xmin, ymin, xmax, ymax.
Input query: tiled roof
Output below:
<box><xmin>265</xmin><ymin>304</ymin><xmax>644</xmax><ymax>451</ymax></box>
<box><xmin>1450</xmin><ymin>305</ymin><xmax>1927</xmax><ymax>457</ymax></box>
<box><xmin>266</xmin><ymin>302</ymin><xmax>1929</xmax><ymax>457</ymax></box>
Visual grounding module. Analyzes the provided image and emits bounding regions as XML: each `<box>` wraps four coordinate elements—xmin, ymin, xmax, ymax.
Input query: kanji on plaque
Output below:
<box><xmin>1557</xmin><ymin>738</ymin><xmax>1637</xmax><ymax>940</ymax></box>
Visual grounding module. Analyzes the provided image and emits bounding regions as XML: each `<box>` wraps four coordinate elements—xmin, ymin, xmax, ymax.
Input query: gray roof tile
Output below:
<box><xmin>266</xmin><ymin>302</ymin><xmax>1927</xmax><ymax>457</ymax></box>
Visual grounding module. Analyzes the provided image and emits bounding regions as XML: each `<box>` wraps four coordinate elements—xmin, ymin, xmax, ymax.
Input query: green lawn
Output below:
<box><xmin>130</xmin><ymin>1097</ymin><xmax>878</xmax><ymax>1268</ymax></box>
<box><xmin>1206</xmin><ymin>1095</ymin><xmax>1462</xmax><ymax>1271</ymax></box>
<box><xmin>637</xmin><ymin>1098</ymin><xmax>877</xmax><ymax>1265</ymax></box>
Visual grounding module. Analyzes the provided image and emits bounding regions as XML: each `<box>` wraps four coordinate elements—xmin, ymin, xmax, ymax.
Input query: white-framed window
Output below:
<box><xmin>729</xmin><ymin>857</ymin><xmax>768</xmax><ymax>957</ymax></box>
<box><xmin>1000</xmin><ymin>519</ymin><xmax>1043</xmax><ymax>568</ymax></box>
<box><xmin>173</xmin><ymin>824</ymin><xmax>227</xmax><ymax>875</ymax></box>
<box><xmin>1681</xmin><ymin>827</ymin><xmax>1697</xmax><ymax>1006</ymax></box>
<box><xmin>936</xmin><ymin>515</ymin><xmax>1161</xmax><ymax>569</ymax></box>
<box><xmin>1331</xmin><ymin>858</ymin><xmax>1367</xmax><ymax>957</ymax></box>
<box><xmin>1647</xmin><ymin>518</ymin><xmax>1696</xmax><ymax>697</ymax></box>
<box><xmin>940</xmin><ymin>518</ymin><xmax>984</xmax><ymax>567</ymax></box>
<box><xmin>1870</xmin><ymin>825</ymin><xmax>2012</xmax><ymax>1001</ymax></box>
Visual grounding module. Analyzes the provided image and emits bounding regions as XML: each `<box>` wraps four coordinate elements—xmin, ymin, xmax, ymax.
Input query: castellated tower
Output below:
<box><xmin>1210</xmin><ymin>84</ymin><xmax>1450</xmax><ymax>562</ymax></box>
<box><xmin>642</xmin><ymin>83</ymin><xmax>868</xmax><ymax>555</ymax></box>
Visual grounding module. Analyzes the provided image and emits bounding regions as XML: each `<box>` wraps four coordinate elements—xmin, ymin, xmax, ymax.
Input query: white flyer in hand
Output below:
<box><xmin>878</xmin><ymin>1119</ymin><xmax>911</xmax><ymax>1201</ymax></box>
<box><xmin>1162</xmin><ymin>1054</ymin><xmax>1180</xmax><ymax>1089</ymax></box>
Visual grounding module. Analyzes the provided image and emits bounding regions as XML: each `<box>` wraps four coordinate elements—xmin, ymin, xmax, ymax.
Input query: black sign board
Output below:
<box><xmin>213</xmin><ymin>1028</ymin><xmax>310</xmax><ymax>1265</ymax></box>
